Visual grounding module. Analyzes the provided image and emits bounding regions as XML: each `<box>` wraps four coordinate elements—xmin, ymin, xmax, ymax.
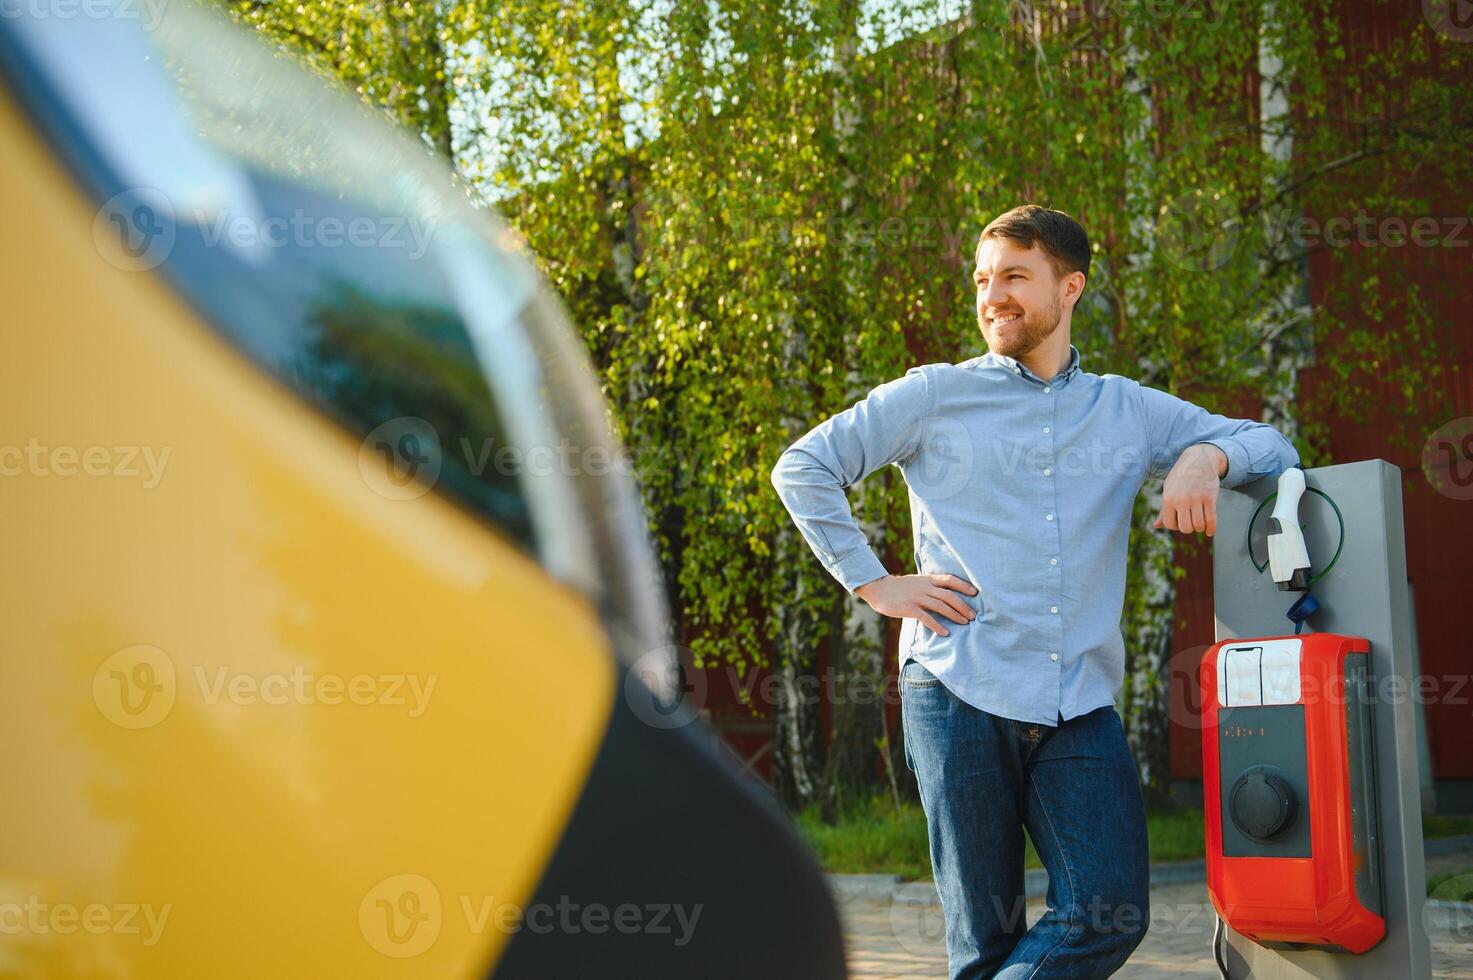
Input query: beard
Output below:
<box><xmin>977</xmin><ymin>292</ymin><xmax>1062</xmax><ymax>358</ymax></box>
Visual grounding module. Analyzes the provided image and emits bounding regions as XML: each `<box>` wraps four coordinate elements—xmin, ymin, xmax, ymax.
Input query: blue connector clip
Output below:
<box><xmin>1287</xmin><ymin>592</ymin><xmax>1320</xmax><ymax>635</ymax></box>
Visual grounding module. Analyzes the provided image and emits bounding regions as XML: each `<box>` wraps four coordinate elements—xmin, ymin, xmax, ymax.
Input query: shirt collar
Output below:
<box><xmin>986</xmin><ymin>344</ymin><xmax>1081</xmax><ymax>385</ymax></box>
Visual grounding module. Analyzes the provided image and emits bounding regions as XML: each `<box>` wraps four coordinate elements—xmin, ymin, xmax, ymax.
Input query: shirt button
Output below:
<box><xmin>1043</xmin><ymin>386</ymin><xmax>1051</xmax><ymax>393</ymax></box>
<box><xmin>1050</xmin><ymin>606</ymin><xmax>1059</xmax><ymax>614</ymax></box>
<box><xmin>1043</xmin><ymin>467</ymin><xmax>1052</xmax><ymax>476</ymax></box>
<box><xmin>1050</xmin><ymin>653</ymin><xmax>1060</xmax><ymax>662</ymax></box>
<box><xmin>1050</xmin><ymin>557</ymin><xmax>1058</xmax><ymax>565</ymax></box>
<box><xmin>1043</xmin><ymin>426</ymin><xmax>1051</xmax><ymax>434</ymax></box>
<box><xmin>1045</xmin><ymin>513</ymin><xmax>1054</xmax><ymax>521</ymax></box>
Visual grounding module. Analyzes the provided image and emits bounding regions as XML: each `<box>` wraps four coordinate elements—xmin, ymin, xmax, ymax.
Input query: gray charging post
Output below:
<box><xmin>1212</xmin><ymin>459</ymin><xmax>1430</xmax><ymax>978</ymax></box>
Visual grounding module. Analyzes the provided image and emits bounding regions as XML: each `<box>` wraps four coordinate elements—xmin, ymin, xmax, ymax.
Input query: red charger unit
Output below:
<box><xmin>1200</xmin><ymin>633</ymin><xmax>1385</xmax><ymax>954</ymax></box>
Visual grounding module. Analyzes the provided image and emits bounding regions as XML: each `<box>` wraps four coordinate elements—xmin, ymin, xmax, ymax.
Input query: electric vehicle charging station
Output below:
<box><xmin>1207</xmin><ymin>459</ymin><xmax>1431</xmax><ymax>979</ymax></box>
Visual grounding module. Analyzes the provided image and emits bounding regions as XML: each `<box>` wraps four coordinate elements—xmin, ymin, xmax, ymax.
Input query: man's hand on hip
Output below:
<box><xmin>1155</xmin><ymin>443</ymin><xmax>1227</xmax><ymax>536</ymax></box>
<box><xmin>854</xmin><ymin>573</ymin><xmax>978</xmax><ymax>637</ymax></box>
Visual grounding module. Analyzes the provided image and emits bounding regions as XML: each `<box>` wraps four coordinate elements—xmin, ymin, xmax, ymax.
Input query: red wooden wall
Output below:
<box><xmin>1169</xmin><ymin>0</ymin><xmax>1471</xmax><ymax>784</ymax></box>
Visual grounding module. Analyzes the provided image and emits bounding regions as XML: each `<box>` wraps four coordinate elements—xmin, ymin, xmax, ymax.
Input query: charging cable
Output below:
<box><xmin>1245</xmin><ymin>476</ymin><xmax>1344</xmax><ymax>634</ymax></box>
<box><xmin>1213</xmin><ymin>913</ymin><xmax>1230</xmax><ymax>978</ymax></box>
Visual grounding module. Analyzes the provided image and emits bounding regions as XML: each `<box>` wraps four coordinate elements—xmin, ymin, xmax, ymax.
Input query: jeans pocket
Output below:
<box><xmin>900</xmin><ymin>659</ymin><xmax>941</xmax><ymax>688</ymax></box>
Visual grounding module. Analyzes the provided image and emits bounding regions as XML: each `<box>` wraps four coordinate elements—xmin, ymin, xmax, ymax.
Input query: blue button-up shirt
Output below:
<box><xmin>770</xmin><ymin>344</ymin><xmax>1300</xmax><ymax>726</ymax></box>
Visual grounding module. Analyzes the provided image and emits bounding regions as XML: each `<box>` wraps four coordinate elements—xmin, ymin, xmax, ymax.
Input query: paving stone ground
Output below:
<box><xmin>838</xmin><ymin>850</ymin><xmax>1473</xmax><ymax>979</ymax></box>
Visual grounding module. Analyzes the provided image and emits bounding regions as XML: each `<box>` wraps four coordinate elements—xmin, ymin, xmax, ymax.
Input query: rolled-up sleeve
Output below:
<box><xmin>770</xmin><ymin>366</ymin><xmax>933</xmax><ymax>593</ymax></box>
<box><xmin>1137</xmin><ymin>382</ymin><xmax>1300</xmax><ymax>489</ymax></box>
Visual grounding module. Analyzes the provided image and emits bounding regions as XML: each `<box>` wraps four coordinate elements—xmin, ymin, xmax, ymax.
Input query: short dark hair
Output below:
<box><xmin>977</xmin><ymin>205</ymin><xmax>1091</xmax><ymax>282</ymax></box>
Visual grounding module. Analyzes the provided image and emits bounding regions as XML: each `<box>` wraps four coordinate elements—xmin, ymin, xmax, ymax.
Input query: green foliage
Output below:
<box><xmin>795</xmin><ymin>796</ymin><xmax>1211</xmax><ymax>878</ymax></box>
<box><xmin>222</xmin><ymin>0</ymin><xmax>1467</xmax><ymax>742</ymax></box>
<box><xmin>226</xmin><ymin>0</ymin><xmax>456</xmax><ymax>157</ymax></box>
<box><xmin>796</xmin><ymin>796</ymin><xmax>936</xmax><ymax>881</ymax></box>
<box><xmin>1425</xmin><ymin>813</ymin><xmax>1473</xmax><ymax>839</ymax></box>
<box><xmin>1427</xmin><ymin>869</ymin><xmax>1473</xmax><ymax>901</ymax></box>
<box><xmin>791</xmin><ymin>799</ymin><xmax>1473</xmax><ymax>881</ymax></box>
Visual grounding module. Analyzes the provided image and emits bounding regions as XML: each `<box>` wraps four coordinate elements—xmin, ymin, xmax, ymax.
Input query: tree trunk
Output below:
<box><xmin>771</xmin><ymin>526</ymin><xmax>827</xmax><ymax>811</ymax></box>
<box><xmin>820</xmin><ymin>581</ymin><xmax>887</xmax><ymax>820</ymax></box>
<box><xmin>812</xmin><ymin>0</ymin><xmax>893</xmax><ymax>820</ymax></box>
<box><xmin>1256</xmin><ymin>0</ymin><xmax>1310</xmax><ymax>443</ymax></box>
<box><xmin>1124</xmin><ymin>485</ymin><xmax>1177</xmax><ymax>810</ymax></box>
<box><xmin>1118</xmin><ymin>17</ymin><xmax>1177</xmax><ymax>809</ymax></box>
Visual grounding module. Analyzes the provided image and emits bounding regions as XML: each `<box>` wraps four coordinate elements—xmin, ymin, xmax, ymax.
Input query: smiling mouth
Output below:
<box><xmin>989</xmin><ymin>311</ymin><xmax>1023</xmax><ymax>326</ymax></box>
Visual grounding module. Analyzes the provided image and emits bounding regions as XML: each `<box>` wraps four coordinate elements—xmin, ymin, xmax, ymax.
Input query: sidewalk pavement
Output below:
<box><xmin>835</xmin><ymin>845</ymin><xmax>1473</xmax><ymax>979</ymax></box>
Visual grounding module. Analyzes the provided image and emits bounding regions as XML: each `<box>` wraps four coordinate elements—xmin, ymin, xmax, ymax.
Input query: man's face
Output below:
<box><xmin>973</xmin><ymin>237</ymin><xmax>1068</xmax><ymax>358</ymax></box>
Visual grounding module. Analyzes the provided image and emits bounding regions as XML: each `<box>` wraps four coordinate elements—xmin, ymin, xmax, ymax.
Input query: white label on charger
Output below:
<box><xmin>1216</xmin><ymin>638</ymin><xmax>1304</xmax><ymax>706</ymax></box>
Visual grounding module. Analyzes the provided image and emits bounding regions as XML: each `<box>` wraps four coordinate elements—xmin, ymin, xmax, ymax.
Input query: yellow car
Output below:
<box><xmin>0</xmin><ymin>3</ymin><xmax>846</xmax><ymax>978</ymax></box>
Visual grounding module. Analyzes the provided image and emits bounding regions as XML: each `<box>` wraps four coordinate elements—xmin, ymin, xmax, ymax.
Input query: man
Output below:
<box><xmin>769</xmin><ymin>205</ymin><xmax>1299</xmax><ymax>979</ymax></box>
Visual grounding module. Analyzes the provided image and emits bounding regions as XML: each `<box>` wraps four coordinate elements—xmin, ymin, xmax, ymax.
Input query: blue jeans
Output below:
<box><xmin>900</xmin><ymin>659</ymin><xmax>1150</xmax><ymax>979</ymax></box>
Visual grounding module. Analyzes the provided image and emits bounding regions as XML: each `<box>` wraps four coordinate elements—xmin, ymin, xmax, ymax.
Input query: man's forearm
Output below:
<box><xmin>1192</xmin><ymin>428</ymin><xmax>1298</xmax><ymax>489</ymax></box>
<box><xmin>771</xmin><ymin>447</ymin><xmax>891</xmax><ymax>594</ymax></box>
<box><xmin>1140</xmin><ymin>383</ymin><xmax>1300</xmax><ymax>488</ymax></box>
<box><xmin>769</xmin><ymin>366</ymin><xmax>932</xmax><ymax>593</ymax></box>
<box><xmin>853</xmin><ymin>574</ymin><xmax>889</xmax><ymax>603</ymax></box>
<box><xmin>1188</xmin><ymin>442</ymin><xmax>1229</xmax><ymax>479</ymax></box>
<box><xmin>1157</xmin><ymin>443</ymin><xmax>1231</xmax><ymax>536</ymax></box>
